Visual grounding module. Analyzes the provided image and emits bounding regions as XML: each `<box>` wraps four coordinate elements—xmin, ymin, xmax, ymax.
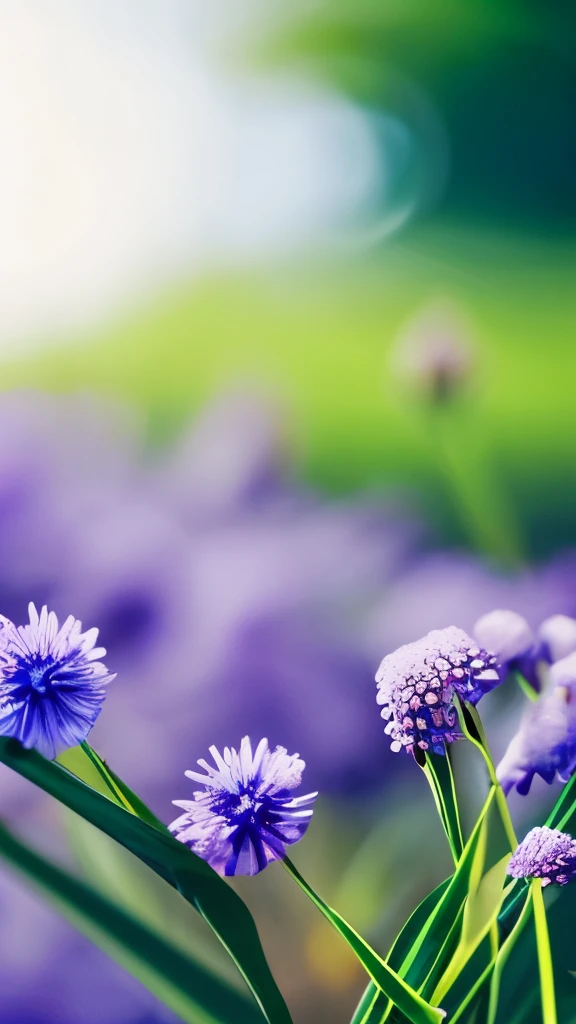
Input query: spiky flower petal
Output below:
<box><xmin>0</xmin><ymin>603</ymin><xmax>114</xmax><ymax>759</ymax></box>
<box><xmin>169</xmin><ymin>737</ymin><xmax>317</xmax><ymax>876</ymax></box>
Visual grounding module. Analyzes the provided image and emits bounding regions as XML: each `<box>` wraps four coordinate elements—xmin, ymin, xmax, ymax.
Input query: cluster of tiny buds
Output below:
<box><xmin>376</xmin><ymin>629</ymin><xmax>499</xmax><ymax>757</ymax></box>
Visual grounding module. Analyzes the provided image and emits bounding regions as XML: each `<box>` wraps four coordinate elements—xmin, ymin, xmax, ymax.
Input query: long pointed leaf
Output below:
<box><xmin>350</xmin><ymin>880</ymin><xmax>452</xmax><ymax>1024</ymax></box>
<box><xmin>0</xmin><ymin>817</ymin><xmax>261</xmax><ymax>1024</ymax></box>
<box><xmin>282</xmin><ymin>858</ymin><xmax>445</xmax><ymax>1024</ymax></box>
<box><xmin>420</xmin><ymin>750</ymin><xmax>464</xmax><ymax>863</ymax></box>
<box><xmin>0</xmin><ymin>738</ymin><xmax>291</xmax><ymax>1024</ymax></box>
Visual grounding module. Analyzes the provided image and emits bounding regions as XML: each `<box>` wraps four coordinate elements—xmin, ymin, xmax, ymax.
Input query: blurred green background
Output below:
<box><xmin>4</xmin><ymin>0</ymin><xmax>575</xmax><ymax>559</ymax></box>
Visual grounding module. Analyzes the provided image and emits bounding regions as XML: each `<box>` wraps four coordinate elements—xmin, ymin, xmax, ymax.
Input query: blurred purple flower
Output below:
<box><xmin>497</xmin><ymin>652</ymin><xmax>576</xmax><ymax>794</ymax></box>
<box><xmin>170</xmin><ymin>737</ymin><xmax>317</xmax><ymax>875</ymax></box>
<box><xmin>473</xmin><ymin>609</ymin><xmax>576</xmax><ymax>693</ymax></box>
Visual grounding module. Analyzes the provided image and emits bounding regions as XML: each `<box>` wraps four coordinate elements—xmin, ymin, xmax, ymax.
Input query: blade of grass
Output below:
<box><xmin>282</xmin><ymin>857</ymin><xmax>446</xmax><ymax>1024</ymax></box>
<box><xmin>532</xmin><ymin>879</ymin><xmax>557</xmax><ymax>1024</ymax></box>
<box><xmin>349</xmin><ymin>880</ymin><xmax>452</xmax><ymax>1024</ymax></box>
<box><xmin>486</xmin><ymin>888</ymin><xmax>533</xmax><ymax>1024</ymax></box>
<box><xmin>449</xmin><ymin>885</ymin><xmax>532</xmax><ymax>1024</ymax></box>
<box><xmin>0</xmin><ymin>817</ymin><xmax>261</xmax><ymax>1024</ymax></box>
<box><xmin>0</xmin><ymin>738</ymin><xmax>292</xmax><ymax>1024</ymax></box>
<box><xmin>455</xmin><ymin>700</ymin><xmax>516</xmax><ymax>852</ymax></box>
<box><xmin>419</xmin><ymin>749</ymin><xmax>464</xmax><ymax>863</ymax></box>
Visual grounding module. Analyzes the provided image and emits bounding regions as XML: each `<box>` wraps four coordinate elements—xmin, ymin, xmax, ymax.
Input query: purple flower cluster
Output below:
<box><xmin>169</xmin><ymin>737</ymin><xmax>317</xmax><ymax>875</ymax></box>
<box><xmin>376</xmin><ymin>627</ymin><xmax>499</xmax><ymax>756</ymax></box>
<box><xmin>0</xmin><ymin>603</ymin><xmax>113</xmax><ymax>760</ymax></box>
<box><xmin>509</xmin><ymin>826</ymin><xmax>576</xmax><ymax>887</ymax></box>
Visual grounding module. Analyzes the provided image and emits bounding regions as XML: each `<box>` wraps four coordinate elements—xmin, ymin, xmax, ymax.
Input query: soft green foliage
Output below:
<box><xmin>0</xmin><ymin>738</ymin><xmax>292</xmax><ymax>1024</ymax></box>
<box><xmin>0</xmin><ymin>686</ymin><xmax>574</xmax><ymax>1023</ymax></box>
<box><xmin>0</xmin><ymin>818</ymin><xmax>259</xmax><ymax>1024</ymax></box>
<box><xmin>3</xmin><ymin>227</ymin><xmax>576</xmax><ymax>554</ymax></box>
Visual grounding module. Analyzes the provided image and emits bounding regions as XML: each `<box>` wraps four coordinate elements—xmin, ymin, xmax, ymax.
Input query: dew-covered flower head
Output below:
<box><xmin>508</xmin><ymin>826</ymin><xmax>576</xmax><ymax>887</ymax></box>
<box><xmin>0</xmin><ymin>603</ymin><xmax>114</xmax><ymax>760</ymax></box>
<box><xmin>169</xmin><ymin>737</ymin><xmax>317</xmax><ymax>876</ymax></box>
<box><xmin>376</xmin><ymin>627</ymin><xmax>500</xmax><ymax>756</ymax></box>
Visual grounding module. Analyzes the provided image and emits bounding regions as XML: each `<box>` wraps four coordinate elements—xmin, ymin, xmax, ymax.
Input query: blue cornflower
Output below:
<box><xmin>508</xmin><ymin>826</ymin><xmax>576</xmax><ymax>887</ymax></box>
<box><xmin>497</xmin><ymin>652</ymin><xmax>576</xmax><ymax>794</ymax></box>
<box><xmin>0</xmin><ymin>603</ymin><xmax>114</xmax><ymax>759</ymax></box>
<box><xmin>376</xmin><ymin>626</ymin><xmax>500</xmax><ymax>756</ymax></box>
<box><xmin>169</xmin><ymin>737</ymin><xmax>317</xmax><ymax>876</ymax></box>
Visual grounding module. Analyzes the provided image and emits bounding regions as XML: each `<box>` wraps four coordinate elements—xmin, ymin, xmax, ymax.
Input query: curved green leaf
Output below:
<box><xmin>419</xmin><ymin>750</ymin><xmax>464</xmax><ymax>863</ymax></box>
<box><xmin>282</xmin><ymin>857</ymin><xmax>445</xmax><ymax>1024</ymax></box>
<box><xmin>0</xmin><ymin>817</ymin><xmax>260</xmax><ymax>1024</ymax></box>
<box><xmin>349</xmin><ymin>880</ymin><xmax>452</xmax><ymax>1024</ymax></box>
<box><xmin>0</xmin><ymin>738</ymin><xmax>291</xmax><ymax>1024</ymax></box>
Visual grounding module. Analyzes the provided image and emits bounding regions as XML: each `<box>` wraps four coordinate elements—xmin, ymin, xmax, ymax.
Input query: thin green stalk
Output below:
<box><xmin>514</xmin><ymin>671</ymin><xmax>539</xmax><ymax>703</ymax></box>
<box><xmin>79</xmin><ymin>741</ymin><xmax>135</xmax><ymax>813</ymax></box>
<box><xmin>486</xmin><ymin>889</ymin><xmax>533</xmax><ymax>1024</ymax></box>
<box><xmin>531</xmin><ymin>880</ymin><xmax>557</xmax><ymax>1024</ymax></box>
<box><xmin>456</xmin><ymin>701</ymin><xmax>516</xmax><ymax>852</ymax></box>
<box><xmin>420</xmin><ymin>749</ymin><xmax>463</xmax><ymax>864</ymax></box>
<box><xmin>427</xmin><ymin>403</ymin><xmax>524</xmax><ymax>567</ymax></box>
<box><xmin>281</xmin><ymin>857</ymin><xmax>445</xmax><ymax>1024</ymax></box>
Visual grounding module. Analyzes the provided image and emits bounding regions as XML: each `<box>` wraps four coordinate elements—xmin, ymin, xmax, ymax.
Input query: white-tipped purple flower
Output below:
<box><xmin>508</xmin><ymin>826</ymin><xmax>576</xmax><ymax>887</ymax></box>
<box><xmin>0</xmin><ymin>603</ymin><xmax>114</xmax><ymax>760</ymax></box>
<box><xmin>376</xmin><ymin>627</ymin><xmax>500</xmax><ymax>756</ymax></box>
<box><xmin>169</xmin><ymin>737</ymin><xmax>317</xmax><ymax>876</ymax></box>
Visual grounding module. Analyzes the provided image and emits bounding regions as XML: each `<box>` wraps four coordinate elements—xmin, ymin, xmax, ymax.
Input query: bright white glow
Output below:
<box><xmin>0</xmin><ymin>0</ymin><xmax>383</xmax><ymax>351</ymax></box>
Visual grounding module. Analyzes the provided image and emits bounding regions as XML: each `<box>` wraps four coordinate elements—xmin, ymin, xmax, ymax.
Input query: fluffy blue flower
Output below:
<box><xmin>509</xmin><ymin>826</ymin><xmax>576</xmax><ymax>887</ymax></box>
<box><xmin>0</xmin><ymin>603</ymin><xmax>114</xmax><ymax>759</ymax></box>
<box><xmin>169</xmin><ymin>737</ymin><xmax>317</xmax><ymax>876</ymax></box>
<box><xmin>376</xmin><ymin>626</ymin><xmax>500</xmax><ymax>756</ymax></box>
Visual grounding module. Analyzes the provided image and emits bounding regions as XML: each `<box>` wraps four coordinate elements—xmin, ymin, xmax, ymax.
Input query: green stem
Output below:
<box><xmin>79</xmin><ymin>741</ymin><xmax>134</xmax><ymax>813</ymax></box>
<box><xmin>420</xmin><ymin>749</ymin><xmax>463</xmax><ymax>865</ymax></box>
<box><xmin>514</xmin><ymin>671</ymin><xmax>539</xmax><ymax>703</ymax></box>
<box><xmin>456</xmin><ymin>701</ymin><xmax>516</xmax><ymax>852</ymax></box>
<box><xmin>486</xmin><ymin>887</ymin><xmax>533</xmax><ymax>1024</ymax></box>
<box><xmin>450</xmin><ymin>886</ymin><xmax>532</xmax><ymax>1024</ymax></box>
<box><xmin>531</xmin><ymin>880</ymin><xmax>557</xmax><ymax>1024</ymax></box>
<box><xmin>281</xmin><ymin>858</ymin><xmax>445</xmax><ymax>1024</ymax></box>
<box><xmin>427</xmin><ymin>403</ymin><xmax>524</xmax><ymax>568</ymax></box>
